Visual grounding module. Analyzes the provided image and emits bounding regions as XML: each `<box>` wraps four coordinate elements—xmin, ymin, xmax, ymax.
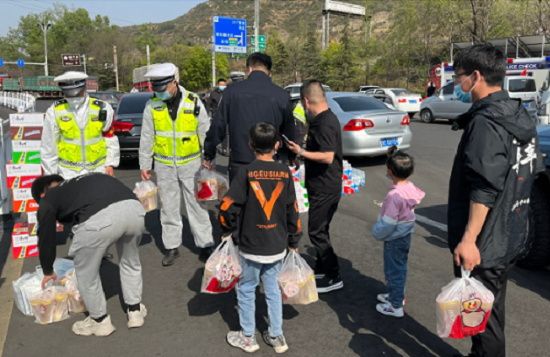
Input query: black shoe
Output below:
<box><xmin>199</xmin><ymin>246</ymin><xmax>214</xmax><ymax>262</ymax></box>
<box><xmin>162</xmin><ymin>248</ymin><xmax>180</xmax><ymax>267</ymax></box>
<box><xmin>316</xmin><ymin>275</ymin><xmax>344</xmax><ymax>294</ymax></box>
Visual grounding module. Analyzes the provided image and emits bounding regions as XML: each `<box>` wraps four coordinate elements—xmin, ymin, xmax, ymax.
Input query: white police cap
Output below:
<box><xmin>145</xmin><ymin>63</ymin><xmax>178</xmax><ymax>81</ymax></box>
<box><xmin>54</xmin><ymin>71</ymin><xmax>88</xmax><ymax>83</ymax></box>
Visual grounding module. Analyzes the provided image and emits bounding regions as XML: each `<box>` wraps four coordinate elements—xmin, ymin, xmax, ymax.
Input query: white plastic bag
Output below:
<box><xmin>436</xmin><ymin>268</ymin><xmax>495</xmax><ymax>339</ymax></box>
<box><xmin>201</xmin><ymin>236</ymin><xmax>241</xmax><ymax>293</ymax></box>
<box><xmin>12</xmin><ymin>272</ymin><xmax>42</xmax><ymax>316</ymax></box>
<box><xmin>278</xmin><ymin>251</ymin><xmax>318</xmax><ymax>305</ymax></box>
<box><xmin>195</xmin><ymin>168</ymin><xmax>229</xmax><ymax>202</ymax></box>
<box><xmin>133</xmin><ymin>180</ymin><xmax>159</xmax><ymax>212</ymax></box>
<box><xmin>30</xmin><ymin>286</ymin><xmax>70</xmax><ymax>324</ymax></box>
<box><xmin>58</xmin><ymin>269</ymin><xmax>86</xmax><ymax>313</ymax></box>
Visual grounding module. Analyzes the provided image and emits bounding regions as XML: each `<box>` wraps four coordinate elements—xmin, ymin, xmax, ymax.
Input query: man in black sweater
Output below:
<box><xmin>203</xmin><ymin>53</ymin><xmax>296</xmax><ymax>181</ymax></box>
<box><xmin>286</xmin><ymin>80</ymin><xmax>344</xmax><ymax>294</ymax></box>
<box><xmin>32</xmin><ymin>173</ymin><xmax>147</xmax><ymax>337</ymax></box>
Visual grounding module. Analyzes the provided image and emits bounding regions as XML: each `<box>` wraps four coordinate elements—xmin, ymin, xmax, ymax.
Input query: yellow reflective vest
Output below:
<box><xmin>151</xmin><ymin>93</ymin><xmax>201</xmax><ymax>166</ymax></box>
<box><xmin>293</xmin><ymin>102</ymin><xmax>306</xmax><ymax>125</ymax></box>
<box><xmin>54</xmin><ymin>99</ymin><xmax>107</xmax><ymax>171</ymax></box>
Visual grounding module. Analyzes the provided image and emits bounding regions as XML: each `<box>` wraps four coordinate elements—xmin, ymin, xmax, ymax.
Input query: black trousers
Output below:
<box><xmin>453</xmin><ymin>264</ymin><xmax>510</xmax><ymax>357</ymax></box>
<box><xmin>228</xmin><ymin>161</ymin><xmax>247</xmax><ymax>183</ymax></box>
<box><xmin>308</xmin><ymin>190</ymin><xmax>341</xmax><ymax>279</ymax></box>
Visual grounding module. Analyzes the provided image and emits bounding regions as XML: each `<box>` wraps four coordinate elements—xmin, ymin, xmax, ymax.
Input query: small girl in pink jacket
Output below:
<box><xmin>372</xmin><ymin>146</ymin><xmax>425</xmax><ymax>318</ymax></box>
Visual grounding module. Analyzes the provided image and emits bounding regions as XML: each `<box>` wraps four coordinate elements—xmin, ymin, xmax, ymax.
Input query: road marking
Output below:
<box><xmin>415</xmin><ymin>214</ymin><xmax>448</xmax><ymax>232</ymax></box>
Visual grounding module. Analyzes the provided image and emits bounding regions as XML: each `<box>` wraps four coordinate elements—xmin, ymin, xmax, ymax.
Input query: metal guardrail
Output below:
<box><xmin>0</xmin><ymin>91</ymin><xmax>36</xmax><ymax>112</ymax></box>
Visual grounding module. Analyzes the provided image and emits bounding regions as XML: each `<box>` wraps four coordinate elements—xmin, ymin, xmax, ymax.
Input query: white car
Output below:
<box><xmin>358</xmin><ymin>85</ymin><xmax>379</xmax><ymax>93</ymax></box>
<box><xmin>284</xmin><ymin>82</ymin><xmax>332</xmax><ymax>100</ymax></box>
<box><xmin>365</xmin><ymin>88</ymin><xmax>422</xmax><ymax>117</ymax></box>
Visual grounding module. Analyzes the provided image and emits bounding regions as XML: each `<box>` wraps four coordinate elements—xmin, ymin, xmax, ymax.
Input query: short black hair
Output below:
<box><xmin>386</xmin><ymin>146</ymin><xmax>414</xmax><ymax>179</ymax></box>
<box><xmin>453</xmin><ymin>43</ymin><xmax>506</xmax><ymax>86</ymax></box>
<box><xmin>300</xmin><ymin>79</ymin><xmax>326</xmax><ymax>101</ymax></box>
<box><xmin>246</xmin><ymin>52</ymin><xmax>272</xmax><ymax>71</ymax></box>
<box><xmin>217</xmin><ymin>78</ymin><xmax>226</xmax><ymax>84</ymax></box>
<box><xmin>249</xmin><ymin>122</ymin><xmax>277</xmax><ymax>154</ymax></box>
<box><xmin>31</xmin><ymin>175</ymin><xmax>64</xmax><ymax>203</ymax></box>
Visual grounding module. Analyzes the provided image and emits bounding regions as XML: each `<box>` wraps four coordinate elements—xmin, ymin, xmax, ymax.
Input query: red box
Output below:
<box><xmin>11</xmin><ymin>223</ymin><xmax>39</xmax><ymax>259</ymax></box>
<box><xmin>7</xmin><ymin>175</ymin><xmax>40</xmax><ymax>189</ymax></box>
<box><xmin>10</xmin><ymin>126</ymin><xmax>43</xmax><ymax>140</ymax></box>
<box><xmin>12</xmin><ymin>188</ymin><xmax>38</xmax><ymax>213</ymax></box>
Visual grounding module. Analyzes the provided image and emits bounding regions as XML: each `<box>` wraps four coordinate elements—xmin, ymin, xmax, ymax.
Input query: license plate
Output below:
<box><xmin>409</xmin><ymin>99</ymin><xmax>417</xmax><ymax>103</ymax></box>
<box><xmin>381</xmin><ymin>137</ymin><xmax>399</xmax><ymax>147</ymax></box>
<box><xmin>522</xmin><ymin>102</ymin><xmax>531</xmax><ymax>108</ymax></box>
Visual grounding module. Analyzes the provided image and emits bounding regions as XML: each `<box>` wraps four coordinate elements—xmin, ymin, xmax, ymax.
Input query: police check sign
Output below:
<box><xmin>213</xmin><ymin>16</ymin><xmax>247</xmax><ymax>54</ymax></box>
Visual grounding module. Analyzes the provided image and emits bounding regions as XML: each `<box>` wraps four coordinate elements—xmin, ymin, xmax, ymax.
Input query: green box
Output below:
<box><xmin>12</xmin><ymin>151</ymin><xmax>41</xmax><ymax>164</ymax></box>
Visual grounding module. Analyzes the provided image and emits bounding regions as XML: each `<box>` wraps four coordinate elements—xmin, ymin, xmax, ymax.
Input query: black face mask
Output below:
<box><xmin>62</xmin><ymin>86</ymin><xmax>85</xmax><ymax>98</ymax></box>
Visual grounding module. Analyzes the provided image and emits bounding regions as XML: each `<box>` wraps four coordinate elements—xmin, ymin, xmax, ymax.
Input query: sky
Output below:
<box><xmin>0</xmin><ymin>0</ymin><xmax>206</xmax><ymax>36</ymax></box>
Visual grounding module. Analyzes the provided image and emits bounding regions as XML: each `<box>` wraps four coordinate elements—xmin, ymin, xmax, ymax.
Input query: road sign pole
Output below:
<box><xmin>82</xmin><ymin>54</ymin><xmax>87</xmax><ymax>74</ymax></box>
<box><xmin>254</xmin><ymin>0</ymin><xmax>260</xmax><ymax>53</ymax></box>
<box><xmin>113</xmin><ymin>45</ymin><xmax>119</xmax><ymax>92</ymax></box>
<box><xmin>212</xmin><ymin>44</ymin><xmax>216</xmax><ymax>88</ymax></box>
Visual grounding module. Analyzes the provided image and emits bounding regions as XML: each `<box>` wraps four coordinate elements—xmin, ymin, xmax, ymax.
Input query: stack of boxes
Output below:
<box><xmin>6</xmin><ymin>113</ymin><xmax>44</xmax><ymax>259</ymax></box>
<box><xmin>342</xmin><ymin>160</ymin><xmax>366</xmax><ymax>196</ymax></box>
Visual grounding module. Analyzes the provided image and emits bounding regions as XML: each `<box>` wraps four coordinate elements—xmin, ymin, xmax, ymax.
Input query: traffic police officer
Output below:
<box><xmin>42</xmin><ymin>71</ymin><xmax>120</xmax><ymax>179</ymax></box>
<box><xmin>139</xmin><ymin>63</ymin><xmax>214</xmax><ymax>266</ymax></box>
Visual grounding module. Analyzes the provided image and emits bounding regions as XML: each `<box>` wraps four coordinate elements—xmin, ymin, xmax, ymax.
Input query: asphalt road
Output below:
<box><xmin>1</xmin><ymin>112</ymin><xmax>549</xmax><ymax>357</ymax></box>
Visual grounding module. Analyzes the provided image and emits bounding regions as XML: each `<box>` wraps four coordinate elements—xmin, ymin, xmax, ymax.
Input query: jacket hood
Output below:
<box><xmin>391</xmin><ymin>181</ymin><xmax>425</xmax><ymax>207</ymax></box>
<box><xmin>455</xmin><ymin>90</ymin><xmax>537</xmax><ymax>144</ymax></box>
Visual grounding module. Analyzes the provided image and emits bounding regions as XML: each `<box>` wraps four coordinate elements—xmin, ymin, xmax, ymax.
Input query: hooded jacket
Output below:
<box><xmin>372</xmin><ymin>181</ymin><xmax>425</xmax><ymax>241</ymax></box>
<box><xmin>448</xmin><ymin>90</ymin><xmax>540</xmax><ymax>267</ymax></box>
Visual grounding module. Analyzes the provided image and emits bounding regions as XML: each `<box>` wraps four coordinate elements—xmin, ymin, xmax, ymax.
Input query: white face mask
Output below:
<box><xmin>67</xmin><ymin>97</ymin><xmax>86</xmax><ymax>108</ymax></box>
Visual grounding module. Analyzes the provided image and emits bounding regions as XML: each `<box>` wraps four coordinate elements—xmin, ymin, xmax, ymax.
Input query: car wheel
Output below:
<box><xmin>517</xmin><ymin>177</ymin><xmax>550</xmax><ymax>270</ymax></box>
<box><xmin>420</xmin><ymin>109</ymin><xmax>434</xmax><ymax>123</ymax></box>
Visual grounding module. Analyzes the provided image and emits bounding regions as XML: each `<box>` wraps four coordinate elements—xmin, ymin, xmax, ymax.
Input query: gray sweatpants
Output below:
<box><xmin>155</xmin><ymin>159</ymin><xmax>214</xmax><ymax>250</ymax></box>
<box><xmin>68</xmin><ymin>200</ymin><xmax>145</xmax><ymax>318</ymax></box>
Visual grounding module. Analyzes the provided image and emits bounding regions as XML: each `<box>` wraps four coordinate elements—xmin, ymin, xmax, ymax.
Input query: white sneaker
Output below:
<box><xmin>72</xmin><ymin>315</ymin><xmax>116</xmax><ymax>336</ymax></box>
<box><xmin>127</xmin><ymin>304</ymin><xmax>147</xmax><ymax>328</ymax></box>
<box><xmin>376</xmin><ymin>293</ymin><xmax>406</xmax><ymax>306</ymax></box>
<box><xmin>376</xmin><ymin>302</ymin><xmax>404</xmax><ymax>318</ymax></box>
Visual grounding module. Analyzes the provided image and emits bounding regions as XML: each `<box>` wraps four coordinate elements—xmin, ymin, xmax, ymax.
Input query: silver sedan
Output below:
<box><xmin>325</xmin><ymin>92</ymin><xmax>413</xmax><ymax>157</ymax></box>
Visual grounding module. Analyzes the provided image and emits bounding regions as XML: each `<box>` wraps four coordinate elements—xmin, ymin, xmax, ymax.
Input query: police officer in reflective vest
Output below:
<box><xmin>42</xmin><ymin>71</ymin><xmax>120</xmax><ymax>179</ymax></box>
<box><xmin>139</xmin><ymin>63</ymin><xmax>214</xmax><ymax>266</ymax></box>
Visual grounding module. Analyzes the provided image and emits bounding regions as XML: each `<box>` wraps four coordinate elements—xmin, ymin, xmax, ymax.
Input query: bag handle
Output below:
<box><xmin>461</xmin><ymin>266</ymin><xmax>471</xmax><ymax>279</ymax></box>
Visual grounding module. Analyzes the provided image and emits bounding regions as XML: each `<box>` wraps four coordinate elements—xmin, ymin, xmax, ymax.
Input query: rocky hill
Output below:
<box><xmin>122</xmin><ymin>0</ymin><xmax>390</xmax><ymax>46</ymax></box>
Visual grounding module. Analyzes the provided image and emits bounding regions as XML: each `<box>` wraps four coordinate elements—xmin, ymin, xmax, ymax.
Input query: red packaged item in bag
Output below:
<box><xmin>436</xmin><ymin>268</ymin><xmax>494</xmax><ymax>339</ymax></box>
<box><xmin>201</xmin><ymin>236</ymin><xmax>241</xmax><ymax>294</ymax></box>
<box><xmin>195</xmin><ymin>168</ymin><xmax>228</xmax><ymax>202</ymax></box>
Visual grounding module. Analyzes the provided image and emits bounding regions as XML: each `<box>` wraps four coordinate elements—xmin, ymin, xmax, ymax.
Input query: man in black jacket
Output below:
<box><xmin>32</xmin><ymin>173</ymin><xmax>147</xmax><ymax>337</ymax></box>
<box><xmin>448</xmin><ymin>44</ymin><xmax>540</xmax><ymax>357</ymax></box>
<box><xmin>203</xmin><ymin>53</ymin><xmax>296</xmax><ymax>181</ymax></box>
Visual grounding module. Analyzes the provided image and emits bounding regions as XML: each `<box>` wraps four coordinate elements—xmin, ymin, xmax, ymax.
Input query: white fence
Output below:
<box><xmin>0</xmin><ymin>91</ymin><xmax>36</xmax><ymax>112</ymax></box>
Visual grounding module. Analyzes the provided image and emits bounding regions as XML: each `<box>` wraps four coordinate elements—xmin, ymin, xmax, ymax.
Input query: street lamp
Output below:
<box><xmin>39</xmin><ymin>18</ymin><xmax>52</xmax><ymax>76</ymax></box>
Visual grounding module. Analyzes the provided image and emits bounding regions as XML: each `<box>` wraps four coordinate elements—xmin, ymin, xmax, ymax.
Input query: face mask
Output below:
<box><xmin>67</xmin><ymin>97</ymin><xmax>86</xmax><ymax>108</ymax></box>
<box><xmin>454</xmin><ymin>73</ymin><xmax>478</xmax><ymax>103</ymax></box>
<box><xmin>218</xmin><ymin>85</ymin><xmax>226</xmax><ymax>91</ymax></box>
<box><xmin>63</xmin><ymin>87</ymin><xmax>85</xmax><ymax>98</ymax></box>
<box><xmin>155</xmin><ymin>90</ymin><xmax>172</xmax><ymax>101</ymax></box>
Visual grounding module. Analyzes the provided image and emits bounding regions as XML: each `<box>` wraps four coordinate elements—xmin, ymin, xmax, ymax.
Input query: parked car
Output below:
<box><xmin>285</xmin><ymin>82</ymin><xmax>332</xmax><ymax>100</ymax></box>
<box><xmin>421</xmin><ymin>77</ymin><xmax>539</xmax><ymax>123</ymax></box>
<box><xmin>505</xmin><ymin>76</ymin><xmax>538</xmax><ymax>120</ymax></box>
<box><xmin>517</xmin><ymin>124</ymin><xmax>550</xmax><ymax>269</ymax></box>
<box><xmin>419</xmin><ymin>82</ymin><xmax>471</xmax><ymax>123</ymax></box>
<box><xmin>326</xmin><ymin>92</ymin><xmax>412</xmax><ymax>157</ymax></box>
<box><xmin>89</xmin><ymin>91</ymin><xmax>123</xmax><ymax>111</ymax></box>
<box><xmin>365</xmin><ymin>88</ymin><xmax>422</xmax><ymax>117</ymax></box>
<box><xmin>358</xmin><ymin>85</ymin><xmax>379</xmax><ymax>93</ymax></box>
<box><xmin>113</xmin><ymin>92</ymin><xmax>154</xmax><ymax>159</ymax></box>
<box><xmin>538</xmin><ymin>88</ymin><xmax>550</xmax><ymax>125</ymax></box>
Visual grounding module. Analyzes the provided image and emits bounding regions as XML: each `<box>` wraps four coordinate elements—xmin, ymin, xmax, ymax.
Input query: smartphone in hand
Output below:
<box><xmin>281</xmin><ymin>134</ymin><xmax>291</xmax><ymax>144</ymax></box>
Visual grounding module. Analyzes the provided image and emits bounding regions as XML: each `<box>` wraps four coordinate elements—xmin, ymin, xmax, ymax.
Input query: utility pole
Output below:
<box><xmin>146</xmin><ymin>44</ymin><xmax>151</xmax><ymax>69</ymax></box>
<box><xmin>113</xmin><ymin>45</ymin><xmax>120</xmax><ymax>91</ymax></box>
<box><xmin>82</xmin><ymin>54</ymin><xmax>87</xmax><ymax>74</ymax></box>
<box><xmin>254</xmin><ymin>0</ymin><xmax>260</xmax><ymax>52</ymax></box>
<box><xmin>39</xmin><ymin>16</ymin><xmax>52</xmax><ymax>76</ymax></box>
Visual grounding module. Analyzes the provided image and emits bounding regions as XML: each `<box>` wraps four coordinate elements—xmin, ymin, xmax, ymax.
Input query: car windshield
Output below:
<box><xmin>117</xmin><ymin>94</ymin><xmax>152</xmax><ymax>115</ymax></box>
<box><xmin>508</xmin><ymin>78</ymin><xmax>537</xmax><ymax>93</ymax></box>
<box><xmin>332</xmin><ymin>96</ymin><xmax>389</xmax><ymax>112</ymax></box>
<box><xmin>390</xmin><ymin>89</ymin><xmax>410</xmax><ymax>96</ymax></box>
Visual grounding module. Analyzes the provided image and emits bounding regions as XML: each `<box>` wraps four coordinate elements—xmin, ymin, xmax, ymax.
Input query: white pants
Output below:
<box><xmin>155</xmin><ymin>159</ymin><xmax>214</xmax><ymax>250</ymax></box>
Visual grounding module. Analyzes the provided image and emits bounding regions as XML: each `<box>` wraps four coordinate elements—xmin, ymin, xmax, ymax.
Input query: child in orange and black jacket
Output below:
<box><xmin>219</xmin><ymin>122</ymin><xmax>302</xmax><ymax>354</ymax></box>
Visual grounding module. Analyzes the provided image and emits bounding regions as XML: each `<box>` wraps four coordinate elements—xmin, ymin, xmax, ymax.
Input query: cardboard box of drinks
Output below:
<box><xmin>12</xmin><ymin>223</ymin><xmax>38</xmax><ymax>259</ymax></box>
